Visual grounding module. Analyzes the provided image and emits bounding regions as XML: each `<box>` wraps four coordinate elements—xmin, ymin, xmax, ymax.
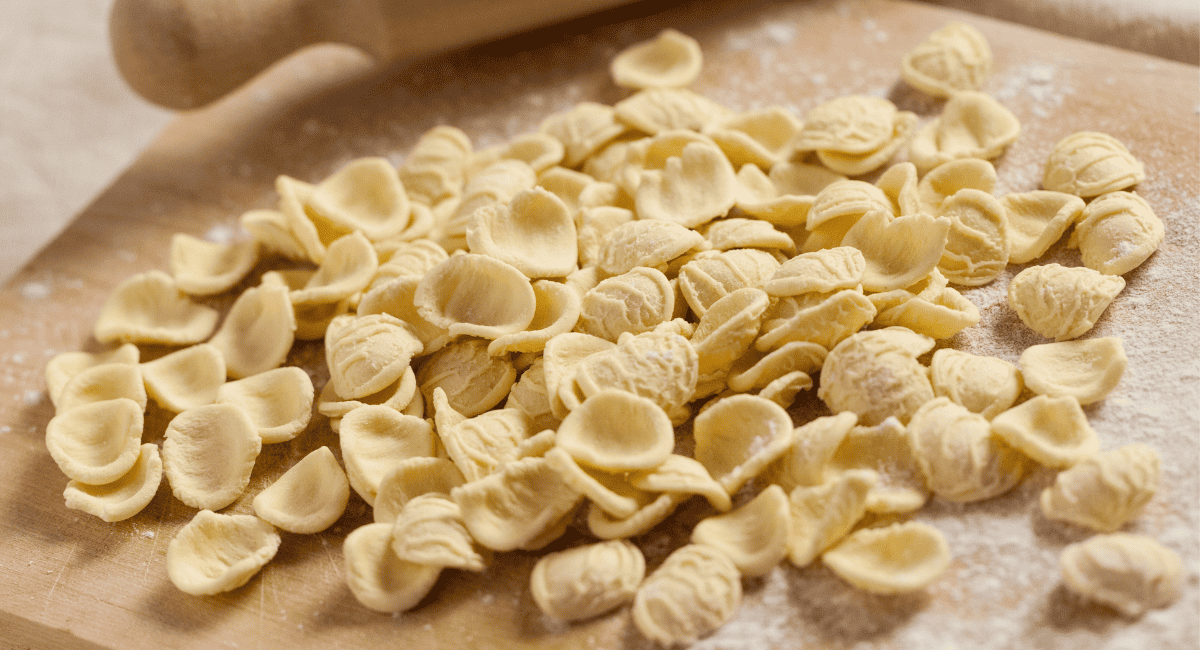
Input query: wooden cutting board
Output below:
<box><xmin>1</xmin><ymin>1</ymin><xmax>1196</xmax><ymax>648</ymax></box>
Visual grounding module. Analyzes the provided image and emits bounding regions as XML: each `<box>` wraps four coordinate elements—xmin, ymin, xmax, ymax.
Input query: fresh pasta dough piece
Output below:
<box><xmin>466</xmin><ymin>187</ymin><xmax>577</xmax><ymax>279</ymax></box>
<box><xmin>872</xmin><ymin>285</ymin><xmax>981</xmax><ymax>339</ymax></box>
<box><xmin>63</xmin><ymin>443</ymin><xmax>162</xmax><ymax>522</ymax></box>
<box><xmin>489</xmin><ymin>280</ymin><xmax>581</xmax><ymax>356</ymax></box>
<box><xmin>55</xmin><ymin>362</ymin><xmax>146</xmax><ymax>415</ymax></box>
<box><xmin>500</xmin><ymin>132</ymin><xmax>564</xmax><ymax>173</ymax></box>
<box><xmin>373</xmin><ymin>457</ymin><xmax>465</xmax><ymax>524</ymax></box>
<box><xmin>818</xmin><ymin>327</ymin><xmax>936</xmax><ymax>426</ymax></box>
<box><xmin>631</xmin><ymin>543</ymin><xmax>741</xmax><ymax>646</ymax></box>
<box><xmin>842</xmin><ymin>211</ymin><xmax>951</xmax><ymax>293</ymax></box>
<box><xmin>443</xmin><ymin>159</ymin><xmax>537</xmax><ymax>251</ymax></box>
<box><xmin>1059</xmin><ymin>533</ymin><xmax>1182</xmax><ymax>617</ymax></box>
<box><xmin>691</xmin><ymin>484</ymin><xmax>790</xmax><ymax>577</ymax></box>
<box><xmin>917</xmin><ymin>158</ymin><xmax>997</xmax><ymax>216</ymax></box>
<box><xmin>252</xmin><ymin>446</ymin><xmax>349</xmax><ymax>533</ymax></box>
<box><xmin>1007</xmin><ymin>264</ymin><xmax>1125</xmax><ymax>341</ymax></box>
<box><xmin>629</xmin><ymin>454</ymin><xmax>731</xmax><ymax>512</ymax></box>
<box><xmin>357</xmin><ymin>276</ymin><xmax>449</xmax><ymax>353</ymax></box>
<box><xmin>45</xmin><ymin>398</ymin><xmax>143</xmax><ymax>485</ymax></box>
<box><xmin>554</xmin><ymin>389</ymin><xmax>674</xmax><ymax>471</ymax></box>
<box><xmin>765</xmin><ymin>247</ymin><xmax>864</xmax><ymax>297</ymax></box>
<box><xmin>536</xmin><ymin>166</ymin><xmax>618</xmax><ymax>218</ymax></box>
<box><xmin>339</xmin><ymin>406</ymin><xmax>435</xmax><ymax>506</ymax></box>
<box><xmin>816</xmin><ymin>111</ymin><xmax>917</xmax><ymax>177</ymax></box>
<box><xmin>45</xmin><ymin>343</ymin><xmax>139</xmax><ymax>408</ymax></box>
<box><xmin>93</xmin><ymin>270</ymin><xmax>219</xmax><ymax>345</ymax></box>
<box><xmin>1041</xmin><ymin>444</ymin><xmax>1159</xmax><ymax>532</ymax></box>
<box><xmin>577</xmin><ymin>206</ymin><xmax>635</xmax><ymax>269</ymax></box>
<box><xmin>822</xmin><ymin>521</ymin><xmax>950</xmax><ymax>594</ymax></box>
<box><xmin>598</xmin><ymin>219</ymin><xmax>706</xmax><ymax>275</ymax></box>
<box><xmin>169</xmin><ymin>233</ymin><xmax>258</xmax><ymax>296</ymax></box>
<box><xmin>635</xmin><ymin>141</ymin><xmax>736</xmax><ymax>229</ymax></box>
<box><xmin>909</xmin><ymin>91</ymin><xmax>1020</xmax><ymax>172</ymax></box>
<box><xmin>755</xmin><ymin>288</ymin><xmax>876</xmax><ymax>352</ymax></box>
<box><xmin>990</xmin><ymin>395</ymin><xmax>1098</xmax><ymax>468</ymax></box>
<box><xmin>276</xmin><ymin>175</ymin><xmax>349</xmax><ymax>264</ymax></box>
<box><xmin>930</xmin><ymin>348</ymin><xmax>1022</xmax><ymax>419</ymax></box>
<box><xmin>209</xmin><ymin>281</ymin><xmax>297</xmax><ymax>379</ymax></box>
<box><xmin>343</xmin><ymin>522</ymin><xmax>442</xmax><ymax>613</ymax></box>
<box><xmin>451</xmin><ymin>456</ymin><xmax>582</xmax><ymax>552</ymax></box>
<box><xmin>162</xmin><ymin>403</ymin><xmax>261</xmax><ymax>510</ymax></box>
<box><xmin>415</xmin><ymin>253</ymin><xmax>536</xmax><ymax>340</ymax></box>
<box><xmin>398</xmin><ymin>125</ymin><xmax>471</xmax><ymax>205</ymax></box>
<box><xmin>728</xmin><ymin>341</ymin><xmax>825</xmax><ymax>393</ymax></box>
<box><xmin>418</xmin><ymin>338</ymin><xmax>516</xmax><ymax>417</ymax></box>
<box><xmin>937</xmin><ymin>188</ymin><xmax>1009</xmax><ymax>286</ymax></box>
<box><xmin>1073</xmin><ymin>191</ymin><xmax>1164</xmax><ymax>275</ymax></box>
<box><xmin>140</xmin><ymin>343</ymin><xmax>226</xmax><ymax>412</ymax></box>
<box><xmin>371</xmin><ymin>238</ymin><xmax>449</xmax><ymax>282</ymax></box>
<box><xmin>786</xmin><ymin>469</ymin><xmax>876</xmax><ymax>567</ymax></box>
<box><xmin>503</xmin><ymin>359</ymin><xmax>560</xmax><ymax>431</ymax></box>
<box><xmin>876</xmin><ymin>162</ymin><xmax>921</xmax><ymax>217</ymax></box>
<box><xmin>166</xmin><ymin>510</ymin><xmax>281</xmax><ymax>596</ymax></box>
<box><xmin>390</xmin><ymin>493</ymin><xmax>485</xmax><ymax>572</ymax></box>
<box><xmin>587</xmin><ymin>492</ymin><xmax>685</xmax><ymax>540</ymax></box>
<box><xmin>1019</xmin><ymin>337</ymin><xmax>1126</xmax><ymax>405</ymax></box>
<box><xmin>678</xmin><ymin>248</ymin><xmax>779</xmax><ymax>317</ymax></box>
<box><xmin>794</xmin><ymin>95</ymin><xmax>897</xmax><ymax>155</ymax></box>
<box><xmin>732</xmin><ymin>165</ymin><xmax>815</xmax><ymax>228</ymax></box>
<box><xmin>240</xmin><ymin>208</ymin><xmax>308</xmax><ymax>261</ymax></box>
<box><xmin>540</xmin><ymin>102</ymin><xmax>629</xmax><ymax>168</ymax></box>
<box><xmin>829</xmin><ymin>417</ymin><xmax>930</xmax><ymax>513</ymax></box>
<box><xmin>901</xmin><ymin>22</ymin><xmax>992</xmax><ymax>97</ymax></box>
<box><xmin>693</xmin><ymin>394</ymin><xmax>794</xmax><ymax>495</ymax></box>
<box><xmin>907</xmin><ymin>398</ymin><xmax>1029</xmax><ymax>502</ymax></box>
<box><xmin>289</xmin><ymin>231</ymin><xmax>379</xmax><ymax>306</ymax></box>
<box><xmin>703</xmin><ymin>217</ymin><xmax>794</xmax><ymax>253</ymax></box>
<box><xmin>1043</xmin><ymin>131</ymin><xmax>1145</xmax><ymax>198</ymax></box>
<box><xmin>325</xmin><ymin>313</ymin><xmax>423</xmax><ymax>400</ymax></box>
<box><xmin>765</xmin><ymin>411</ymin><xmax>857</xmax><ymax>492</ymax></box>
<box><xmin>530</xmin><ymin>539</ymin><xmax>645</xmax><ymax>621</ymax></box>
<box><xmin>706</xmin><ymin>107</ymin><xmax>802</xmax><ymax>170</ymax></box>
<box><xmin>1003</xmin><ymin>191</ymin><xmax>1085</xmax><ymax>264</ymax></box>
<box><xmin>578</xmin><ymin>267</ymin><xmax>674</xmax><ymax>341</ymax></box>
<box><xmin>216</xmin><ymin>366</ymin><xmax>314</xmax><ymax>443</ymax></box>
<box><xmin>613</xmin><ymin>88</ymin><xmax>731</xmax><ymax>135</ymax></box>
<box><xmin>690</xmin><ymin>288</ymin><xmax>771</xmax><ymax>397</ymax></box>
<box><xmin>307</xmin><ymin>157</ymin><xmax>411</xmax><ymax>242</ymax></box>
<box><xmin>438</xmin><ymin>405</ymin><xmax>534</xmax><ymax>482</ymax></box>
<box><xmin>611</xmin><ymin>28</ymin><xmax>702</xmax><ymax>89</ymax></box>
<box><xmin>807</xmin><ymin>181</ymin><xmax>892</xmax><ymax>233</ymax></box>
<box><xmin>544</xmin><ymin>448</ymin><xmax>645</xmax><ymax>519</ymax></box>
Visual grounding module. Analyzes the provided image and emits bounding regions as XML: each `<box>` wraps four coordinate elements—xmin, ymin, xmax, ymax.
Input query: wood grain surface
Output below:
<box><xmin>0</xmin><ymin>1</ymin><xmax>1196</xmax><ymax>648</ymax></box>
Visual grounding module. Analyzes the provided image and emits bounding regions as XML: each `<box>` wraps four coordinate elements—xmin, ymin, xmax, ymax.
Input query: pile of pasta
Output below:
<box><xmin>43</xmin><ymin>23</ymin><xmax>1181</xmax><ymax>644</ymax></box>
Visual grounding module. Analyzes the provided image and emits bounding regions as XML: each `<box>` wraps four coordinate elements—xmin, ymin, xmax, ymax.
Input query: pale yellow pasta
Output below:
<box><xmin>438</xmin><ymin>404</ymin><xmax>534</xmax><ymax>482</ymax></box>
<box><xmin>937</xmin><ymin>188</ymin><xmax>1009</xmax><ymax>286</ymax></box>
<box><xmin>391</xmin><ymin>493</ymin><xmax>485</xmax><ymax>571</ymax></box>
<box><xmin>166</xmin><ymin>510</ymin><xmax>281</xmax><ymax>596</ymax></box>
<box><xmin>554</xmin><ymin>389</ymin><xmax>674</xmax><ymax>471</ymax></box>
<box><xmin>816</xmin><ymin>111</ymin><xmax>917</xmax><ymax>176</ymax></box>
<box><xmin>544</xmin><ymin>448</ymin><xmax>645</xmax><ymax>518</ymax></box>
<box><xmin>307</xmin><ymin>157</ymin><xmax>412</xmax><ymax>242</ymax></box>
<box><xmin>442</xmin><ymin>159</ymin><xmax>537</xmax><ymax>250</ymax></box>
<box><xmin>514</xmin><ymin>429</ymin><xmax>557</xmax><ymax>459</ymax></box>
<box><xmin>733</xmin><ymin>164</ymin><xmax>815</xmax><ymax>228</ymax></box>
<box><xmin>55</xmin><ymin>362</ymin><xmax>146</xmax><ymax>415</ymax></box>
<box><xmin>678</xmin><ymin>249</ymin><xmax>779</xmax><ymax>317</ymax></box>
<box><xmin>277</xmin><ymin>174</ymin><xmax>342</xmax><ymax>264</ymax></box>
<box><xmin>373</xmin><ymin>457</ymin><xmax>466</xmax><ymax>524</ymax></box>
<box><xmin>632</xmin><ymin>543</ymin><xmax>741</xmax><ymax>646</ymax></box>
<box><xmin>691</xmin><ymin>484</ymin><xmax>790</xmax><ymax>577</ymax></box>
<box><xmin>418</xmin><ymin>338</ymin><xmax>516</xmax><ymax>417</ymax></box>
<box><xmin>63</xmin><ymin>443</ymin><xmax>162</xmax><ymax>523</ymax></box>
<box><xmin>1002</xmin><ymin>191</ymin><xmax>1085</xmax><ymax>264</ymax></box>
<box><xmin>693</xmin><ymin>394</ymin><xmax>793</xmax><ymax>494</ymax></box>
<box><xmin>598</xmin><ymin>218</ymin><xmax>706</xmax><ymax>275</ymax></box>
<box><xmin>909</xmin><ymin>91</ymin><xmax>1020</xmax><ymax>172</ymax></box>
<box><xmin>1073</xmin><ymin>191</ymin><xmax>1164</xmax><ymax>275</ymax></box>
<box><xmin>703</xmin><ymin>218</ymin><xmax>794</xmax><ymax>252</ymax></box>
<box><xmin>209</xmin><ymin>281</ymin><xmax>296</xmax><ymax>379</ymax></box>
<box><xmin>451</xmin><ymin>456</ymin><xmax>582</xmax><ymax>552</ymax></box>
<box><xmin>1043</xmin><ymin>131</ymin><xmax>1145</xmax><ymax>197</ymax></box>
<box><xmin>530</xmin><ymin>539</ymin><xmax>645</xmax><ymax>621</ymax></box>
<box><xmin>706</xmin><ymin>106</ymin><xmax>802</xmax><ymax>169</ymax></box>
<box><xmin>318</xmin><ymin>367</ymin><xmax>418</xmax><ymax>419</ymax></box>
<box><xmin>240</xmin><ymin>208</ymin><xmax>308</xmax><ymax>261</ymax></box>
<box><xmin>162</xmin><ymin>403</ymin><xmax>261</xmax><ymax>510</ymax></box>
<box><xmin>45</xmin><ymin>398</ymin><xmax>144</xmax><ymax>486</ymax></box>
<box><xmin>252</xmin><ymin>446</ymin><xmax>349</xmax><ymax>533</ymax></box>
<box><xmin>578</xmin><ymin>267</ymin><xmax>674</xmax><ymax>341</ymax></box>
<box><xmin>140</xmin><ymin>343</ymin><xmax>226</xmax><ymax>412</ymax></box>
<box><xmin>728</xmin><ymin>341</ymin><xmax>825</xmax><ymax>393</ymax></box>
<box><xmin>611</xmin><ymin>28</ymin><xmax>702</xmax><ymax>90</ymax></box>
<box><xmin>818</xmin><ymin>327</ymin><xmax>936</xmax><ymax>426</ymax></box>
<box><xmin>577</xmin><ymin>206</ymin><xmax>635</xmax><ymax>269</ymax></box>
<box><xmin>635</xmin><ymin>141</ymin><xmax>736</xmax><ymax>228</ymax></box>
<box><xmin>540</xmin><ymin>102</ymin><xmax>630</xmax><ymax>168</ymax></box>
<box><xmin>770</xmin><ymin>160</ymin><xmax>847</xmax><ymax>197</ymax></box>
<box><xmin>822</xmin><ymin>521</ymin><xmax>950</xmax><ymax>594</ymax></box>
<box><xmin>45</xmin><ymin>343</ymin><xmax>140</xmax><ymax>409</ymax></box>
<box><xmin>93</xmin><ymin>270</ymin><xmax>219</xmax><ymax>345</ymax></box>
<box><xmin>503</xmin><ymin>360</ymin><xmax>559</xmax><ymax>431</ymax></box>
<box><xmin>629</xmin><ymin>454</ymin><xmax>731</xmax><ymax>512</ymax></box>
<box><xmin>1041</xmin><ymin>444</ymin><xmax>1159</xmax><ymax>532</ymax></box>
<box><xmin>786</xmin><ymin>469</ymin><xmax>876</xmax><ymax>567</ymax></box>
<box><xmin>371</xmin><ymin>238</ymin><xmax>449</xmax><ymax>282</ymax></box>
<box><xmin>325</xmin><ymin>313</ymin><xmax>422</xmax><ymax>400</ymax></box>
<box><xmin>876</xmin><ymin>162</ymin><xmax>921</xmax><ymax>217</ymax></box>
<box><xmin>794</xmin><ymin>95</ymin><xmax>897</xmax><ymax>154</ymax></box>
<box><xmin>842</xmin><ymin>211</ymin><xmax>951</xmax><ymax>293</ymax></box>
<box><xmin>765</xmin><ymin>411</ymin><xmax>857</xmax><ymax>492</ymax></box>
<box><xmin>169</xmin><ymin>233</ymin><xmax>259</xmax><ymax>296</ymax></box>
<box><xmin>415</xmin><ymin>253</ymin><xmax>536</xmax><ymax>340</ymax></box>
<box><xmin>398</xmin><ymin>125</ymin><xmax>472</xmax><ymax>206</ymax></box>
<box><xmin>917</xmin><ymin>157</ymin><xmax>997</xmax><ymax>215</ymax></box>
<box><xmin>500</xmin><ymin>132</ymin><xmax>565</xmax><ymax>173</ymax></box>
<box><xmin>872</xmin><ymin>285</ymin><xmax>981</xmax><ymax>339</ymax></box>
<box><xmin>690</xmin><ymin>288</ymin><xmax>771</xmax><ymax>397</ymax></box>
<box><xmin>357</xmin><ymin>276</ymin><xmax>449</xmax><ymax>353</ymax></box>
<box><xmin>1019</xmin><ymin>337</ymin><xmax>1126</xmax><ymax>405</ymax></box>
<box><xmin>829</xmin><ymin>417</ymin><xmax>929</xmax><ymax>513</ymax></box>
<box><xmin>765</xmin><ymin>247</ymin><xmax>865</xmax><ymax>297</ymax></box>
<box><xmin>613</xmin><ymin>87</ymin><xmax>730</xmax><ymax>135</ymax></box>
<box><xmin>488</xmin><ymin>280</ymin><xmax>581</xmax><ymax>356</ymax></box>
<box><xmin>990</xmin><ymin>395</ymin><xmax>1099</xmax><ymax>468</ymax></box>
<box><xmin>1007</xmin><ymin>264</ymin><xmax>1125</xmax><ymax>341</ymax></box>
<box><xmin>536</xmin><ymin>166</ymin><xmax>618</xmax><ymax>218</ymax></box>
<box><xmin>907</xmin><ymin>398</ymin><xmax>1029</xmax><ymax>502</ymax></box>
<box><xmin>901</xmin><ymin>22</ymin><xmax>992</xmax><ymax>97</ymax></box>
<box><xmin>466</xmin><ymin>187</ymin><xmax>578</xmax><ymax>279</ymax></box>
<box><xmin>339</xmin><ymin>405</ymin><xmax>435</xmax><ymax>506</ymax></box>
<box><xmin>289</xmin><ymin>231</ymin><xmax>379</xmax><ymax>306</ymax></box>
<box><xmin>216</xmin><ymin>366</ymin><xmax>313</xmax><ymax>443</ymax></box>
<box><xmin>930</xmin><ymin>348</ymin><xmax>1023</xmax><ymax>419</ymax></box>
<box><xmin>1059</xmin><ymin>533</ymin><xmax>1182</xmax><ymax>617</ymax></box>
<box><xmin>755</xmin><ymin>288</ymin><xmax>876</xmax><ymax>352</ymax></box>
<box><xmin>343</xmin><ymin>522</ymin><xmax>442</xmax><ymax>613</ymax></box>
<box><xmin>588</xmin><ymin>492</ymin><xmax>685</xmax><ymax>540</ymax></box>
<box><xmin>807</xmin><ymin>180</ymin><xmax>892</xmax><ymax>233</ymax></box>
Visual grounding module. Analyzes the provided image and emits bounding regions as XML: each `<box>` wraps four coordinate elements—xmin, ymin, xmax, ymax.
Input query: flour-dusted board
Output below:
<box><xmin>0</xmin><ymin>1</ymin><xmax>1196</xmax><ymax>648</ymax></box>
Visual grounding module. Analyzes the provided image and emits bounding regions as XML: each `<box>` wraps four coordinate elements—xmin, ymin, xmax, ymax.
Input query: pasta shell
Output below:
<box><xmin>610</xmin><ymin>28</ymin><xmax>702</xmax><ymax>90</ymax></box>
<box><xmin>141</xmin><ymin>343</ymin><xmax>226</xmax><ymax>412</ymax></box>
<box><xmin>45</xmin><ymin>343</ymin><xmax>139</xmax><ymax>408</ymax></box>
<box><xmin>937</xmin><ymin>188</ymin><xmax>1009</xmax><ymax>286</ymax></box>
<box><xmin>764</xmin><ymin>411</ymin><xmax>857</xmax><ymax>492</ymax></box>
<box><xmin>614</xmin><ymin>88</ymin><xmax>731</xmax><ymax>135</ymax></box>
<box><xmin>907</xmin><ymin>398</ymin><xmax>1029</xmax><ymax>502</ymax></box>
<box><xmin>166</xmin><ymin>510</ymin><xmax>280</xmax><ymax>596</ymax></box>
<box><xmin>786</xmin><ymin>469</ymin><xmax>876</xmax><ymax>567</ymax></box>
<box><xmin>540</xmin><ymin>102</ymin><xmax>630</xmax><ymax>168</ymax></box>
<box><xmin>631</xmin><ymin>544</ymin><xmax>742</xmax><ymax>646</ymax></box>
<box><xmin>691</xmin><ymin>484</ymin><xmax>790</xmax><ymax>577</ymax></box>
<box><xmin>208</xmin><ymin>281</ymin><xmax>296</xmax><ymax>379</ymax></box>
<box><xmin>703</xmin><ymin>217</ymin><xmax>794</xmax><ymax>252</ymax></box>
<box><xmin>930</xmin><ymin>348</ymin><xmax>1022</xmax><ymax>419</ymax></box>
<box><xmin>358</xmin><ymin>276</ymin><xmax>449</xmax><ymax>353</ymax></box>
<box><xmin>629</xmin><ymin>454</ymin><xmax>731</xmax><ymax>512</ymax></box>
<box><xmin>501</xmin><ymin>132</ymin><xmax>564</xmax><ymax>173</ymax></box>
<box><xmin>391</xmin><ymin>493</ymin><xmax>485</xmax><ymax>572</ymax></box>
<box><xmin>1002</xmin><ymin>191</ymin><xmax>1085</xmax><ymax>264</ymax></box>
<box><xmin>307</xmin><ymin>157</ymin><xmax>412</xmax><ymax>242</ymax></box>
<box><xmin>1074</xmin><ymin>191</ymin><xmax>1163</xmax><ymax>275</ymax></box>
<box><xmin>901</xmin><ymin>22</ymin><xmax>992</xmax><ymax>97</ymax></box>
<box><xmin>694</xmin><ymin>394</ymin><xmax>793</xmax><ymax>494</ymax></box>
<box><xmin>162</xmin><ymin>403</ymin><xmax>261</xmax><ymax>510</ymax></box>
<box><xmin>216</xmin><ymin>366</ymin><xmax>314</xmax><ymax>443</ymax></box>
<box><xmin>438</xmin><ymin>407</ymin><xmax>534</xmax><ymax>482</ymax></box>
<box><xmin>1019</xmin><ymin>337</ymin><xmax>1126</xmax><ymax>405</ymax></box>
<box><xmin>635</xmin><ymin>141</ymin><xmax>736</xmax><ymax>228</ymax></box>
<box><xmin>466</xmin><ymin>187</ymin><xmax>577</xmax><ymax>278</ymax></box>
<box><xmin>843</xmin><ymin>211</ymin><xmax>951</xmax><ymax>293</ymax></box>
<box><xmin>706</xmin><ymin>106</ymin><xmax>802</xmax><ymax>170</ymax></box>
<box><xmin>728</xmin><ymin>341</ymin><xmax>826</xmax><ymax>393</ymax></box>
<box><xmin>794</xmin><ymin>95</ymin><xmax>897</xmax><ymax>155</ymax></box>
<box><xmin>343</xmin><ymin>522</ymin><xmax>441</xmax><ymax>613</ymax></box>
<box><xmin>442</xmin><ymin>160</ymin><xmax>537</xmax><ymax>251</ymax></box>
<box><xmin>93</xmin><ymin>270</ymin><xmax>218</xmax><ymax>345</ymax></box>
<box><xmin>598</xmin><ymin>219</ymin><xmax>706</xmax><ymax>276</ymax></box>
<box><xmin>691</xmin><ymin>288</ymin><xmax>770</xmax><ymax>396</ymax></box>
<box><xmin>822</xmin><ymin>521</ymin><xmax>950</xmax><ymax>594</ymax></box>
<box><xmin>64</xmin><ymin>443</ymin><xmax>162</xmax><ymax>522</ymax></box>
<box><xmin>1059</xmin><ymin>534</ymin><xmax>1181</xmax><ymax>617</ymax></box>
<box><xmin>55</xmin><ymin>362</ymin><xmax>146</xmax><ymax>415</ymax></box>
<box><xmin>578</xmin><ymin>267</ymin><xmax>674</xmax><ymax>341</ymax></box>
<box><xmin>288</xmin><ymin>231</ymin><xmax>378</xmax><ymax>306</ymax></box>
<box><xmin>240</xmin><ymin>208</ymin><xmax>308</xmax><ymax>261</ymax></box>
<box><xmin>46</xmin><ymin>398</ymin><xmax>144</xmax><ymax>485</ymax></box>
<box><xmin>1043</xmin><ymin>131</ymin><xmax>1145</xmax><ymax>198</ymax></box>
<box><xmin>755</xmin><ymin>288</ymin><xmax>876</xmax><ymax>352</ymax></box>
<box><xmin>818</xmin><ymin>328</ymin><xmax>936</xmax><ymax>426</ymax></box>
<box><xmin>415</xmin><ymin>254</ymin><xmax>536</xmax><ymax>340</ymax></box>
<box><xmin>169</xmin><ymin>233</ymin><xmax>258</xmax><ymax>296</ymax></box>
<box><xmin>554</xmin><ymin>389</ymin><xmax>674</xmax><ymax>471</ymax></box>
<box><xmin>417</xmin><ymin>338</ymin><xmax>516</xmax><ymax>417</ymax></box>
<box><xmin>252</xmin><ymin>446</ymin><xmax>349</xmax><ymax>533</ymax></box>
<box><xmin>765</xmin><ymin>247</ymin><xmax>865</xmax><ymax>297</ymax></box>
<box><xmin>544</xmin><ymin>448</ymin><xmax>646</xmax><ymax>519</ymax></box>
<box><xmin>909</xmin><ymin>91</ymin><xmax>1020</xmax><ymax>172</ymax></box>
<box><xmin>488</xmin><ymin>280</ymin><xmax>581</xmax><ymax>355</ymax></box>
<box><xmin>917</xmin><ymin>158</ymin><xmax>997</xmax><ymax>215</ymax></box>
<box><xmin>875</xmin><ymin>162</ymin><xmax>921</xmax><ymax>216</ymax></box>
<box><xmin>373</xmin><ymin>457</ymin><xmax>466</xmax><ymax>524</ymax></box>
<box><xmin>816</xmin><ymin>111</ymin><xmax>917</xmax><ymax>176</ymax></box>
<box><xmin>1041</xmin><ymin>444</ymin><xmax>1159</xmax><ymax>532</ymax></box>
<box><xmin>451</xmin><ymin>456</ymin><xmax>582</xmax><ymax>552</ymax></box>
<box><xmin>829</xmin><ymin>417</ymin><xmax>930</xmax><ymax>513</ymax></box>
<box><xmin>530</xmin><ymin>539</ymin><xmax>645</xmax><ymax>621</ymax></box>
<box><xmin>678</xmin><ymin>249</ymin><xmax>779</xmax><ymax>317</ymax></box>
<box><xmin>1007</xmin><ymin>264</ymin><xmax>1124</xmax><ymax>341</ymax></box>
<box><xmin>587</xmin><ymin>492</ymin><xmax>686</xmax><ymax>540</ymax></box>
<box><xmin>339</xmin><ymin>406</ymin><xmax>435</xmax><ymax>506</ymax></box>
<box><xmin>990</xmin><ymin>395</ymin><xmax>1099</xmax><ymax>468</ymax></box>
<box><xmin>325</xmin><ymin>313</ymin><xmax>422</xmax><ymax>400</ymax></box>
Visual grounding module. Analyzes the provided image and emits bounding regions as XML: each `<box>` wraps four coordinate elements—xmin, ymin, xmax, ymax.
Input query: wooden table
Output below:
<box><xmin>1</xmin><ymin>0</ymin><xmax>1196</xmax><ymax>648</ymax></box>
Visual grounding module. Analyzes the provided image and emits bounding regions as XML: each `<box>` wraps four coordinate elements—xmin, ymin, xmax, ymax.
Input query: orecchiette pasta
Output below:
<box><xmin>1059</xmin><ymin>533</ymin><xmax>1182</xmax><ymax>617</ymax></box>
<box><xmin>1019</xmin><ymin>337</ymin><xmax>1126</xmax><ymax>405</ymax></box>
<box><xmin>162</xmin><ymin>403</ymin><xmax>261</xmax><ymax>510</ymax></box>
<box><xmin>690</xmin><ymin>484</ymin><xmax>790</xmax><ymax>577</ymax></box>
<box><xmin>166</xmin><ymin>510</ymin><xmax>281</xmax><ymax>596</ymax></box>
<box><xmin>822</xmin><ymin>521</ymin><xmax>951</xmax><ymax>594</ymax></box>
<box><xmin>610</xmin><ymin>28</ymin><xmax>703</xmax><ymax>90</ymax></box>
<box><xmin>1041</xmin><ymin>444</ymin><xmax>1159</xmax><ymax>532</ymax></box>
<box><xmin>1072</xmin><ymin>191</ymin><xmax>1163</xmax><ymax>275</ymax></box>
<box><xmin>631</xmin><ymin>544</ymin><xmax>742</xmax><ymax>646</ymax></box>
<box><xmin>530</xmin><ymin>539</ymin><xmax>645</xmax><ymax>621</ymax></box>
<box><xmin>1007</xmin><ymin>264</ymin><xmax>1125</xmax><ymax>341</ymax></box>
<box><xmin>1043</xmin><ymin>131</ymin><xmax>1145</xmax><ymax>198</ymax></box>
<box><xmin>901</xmin><ymin>22</ymin><xmax>992</xmax><ymax>97</ymax></box>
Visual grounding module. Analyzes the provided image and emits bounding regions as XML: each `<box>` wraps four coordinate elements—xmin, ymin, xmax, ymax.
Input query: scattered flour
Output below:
<box><xmin>20</xmin><ymin>282</ymin><xmax>50</xmax><ymax>300</ymax></box>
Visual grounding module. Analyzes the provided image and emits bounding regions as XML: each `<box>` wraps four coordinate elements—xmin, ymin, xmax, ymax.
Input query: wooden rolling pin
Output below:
<box><xmin>110</xmin><ymin>0</ymin><xmax>637</xmax><ymax>110</ymax></box>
